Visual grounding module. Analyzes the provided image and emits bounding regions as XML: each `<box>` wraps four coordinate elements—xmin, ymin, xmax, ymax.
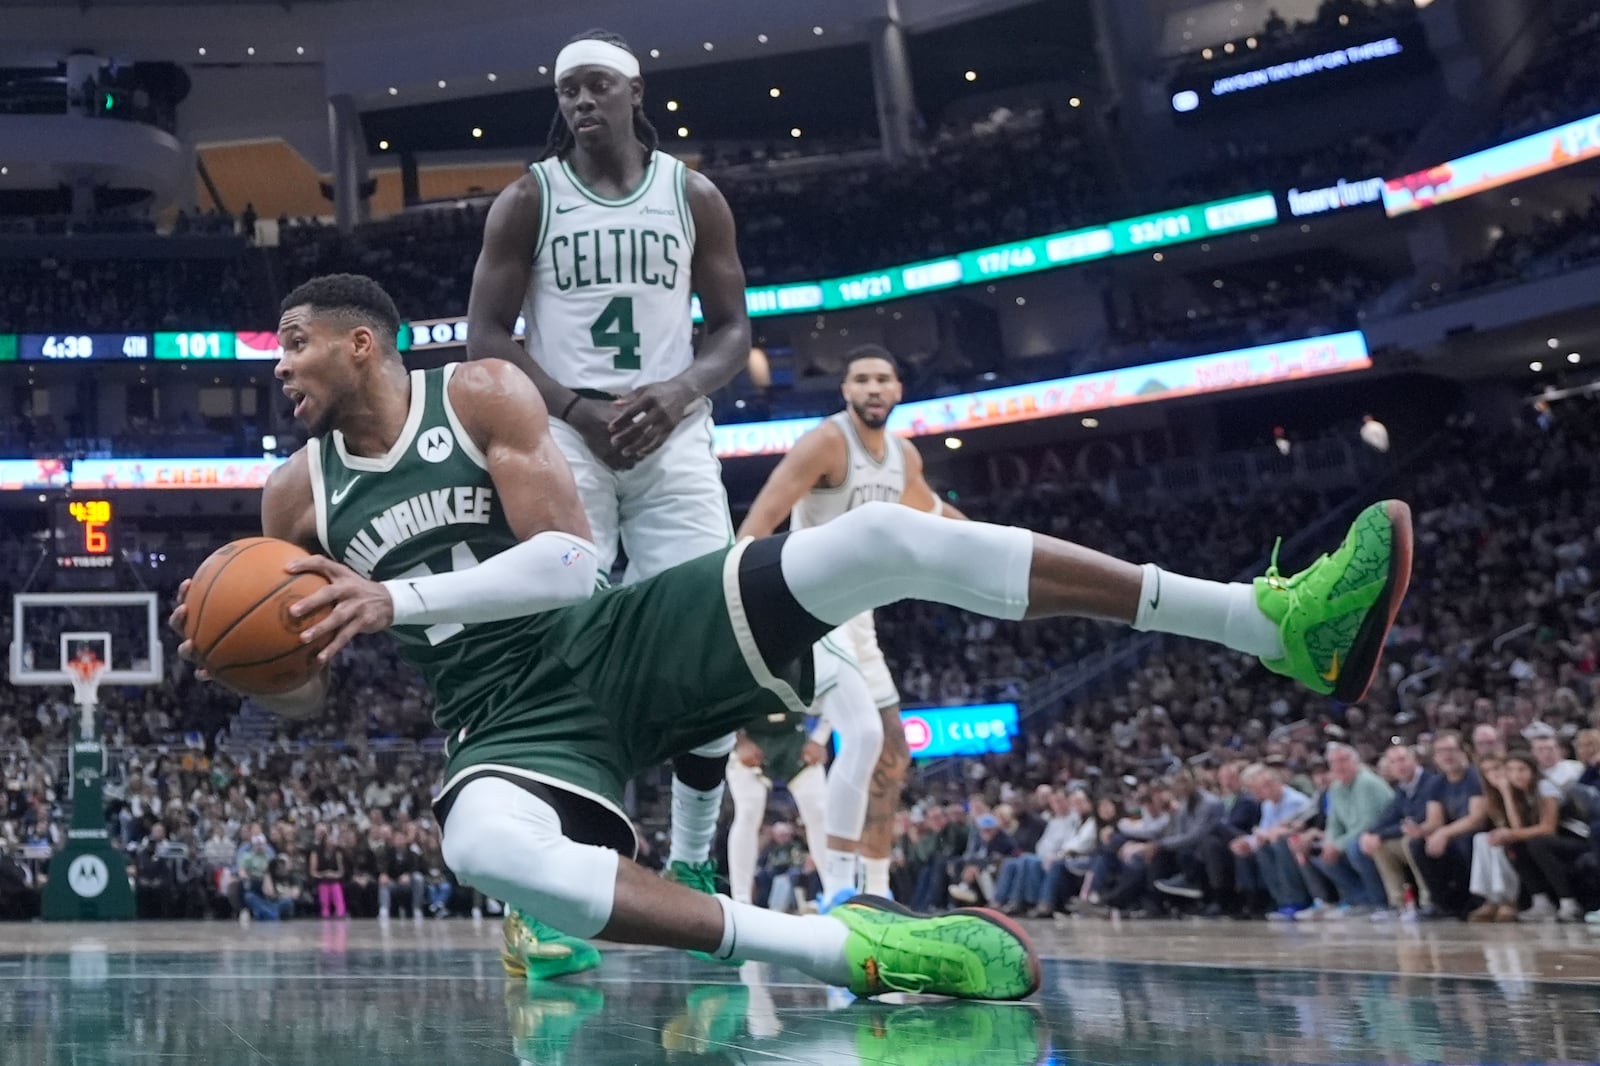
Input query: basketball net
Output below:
<box><xmin>68</xmin><ymin>652</ymin><xmax>106</xmax><ymax>737</ymax></box>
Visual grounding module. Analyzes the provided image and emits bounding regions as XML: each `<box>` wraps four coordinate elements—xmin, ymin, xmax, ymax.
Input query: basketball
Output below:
<box><xmin>183</xmin><ymin>537</ymin><xmax>333</xmax><ymax>695</ymax></box>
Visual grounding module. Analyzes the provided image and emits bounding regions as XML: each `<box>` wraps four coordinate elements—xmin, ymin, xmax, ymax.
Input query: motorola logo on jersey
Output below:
<box><xmin>67</xmin><ymin>854</ymin><xmax>109</xmax><ymax>898</ymax></box>
<box><xmin>418</xmin><ymin>427</ymin><xmax>454</xmax><ymax>463</ymax></box>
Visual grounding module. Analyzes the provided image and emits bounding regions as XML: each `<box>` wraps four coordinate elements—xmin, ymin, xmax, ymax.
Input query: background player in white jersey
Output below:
<box><xmin>466</xmin><ymin>30</ymin><xmax>752</xmax><ymax>973</ymax></box>
<box><xmin>739</xmin><ymin>346</ymin><xmax>967</xmax><ymax>908</ymax></box>
<box><xmin>724</xmin><ymin>634</ymin><xmax>862</xmax><ymax>908</ymax></box>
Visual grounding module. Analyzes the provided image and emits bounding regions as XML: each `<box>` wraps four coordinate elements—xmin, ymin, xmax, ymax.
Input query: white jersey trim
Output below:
<box><xmin>439</xmin><ymin>363</ymin><xmax>490</xmax><ymax>472</ymax></box>
<box><xmin>333</xmin><ymin>368</ymin><xmax>427</xmax><ymax>472</ymax></box>
<box><xmin>306</xmin><ymin>437</ymin><xmax>333</xmax><ymax>556</ymax></box>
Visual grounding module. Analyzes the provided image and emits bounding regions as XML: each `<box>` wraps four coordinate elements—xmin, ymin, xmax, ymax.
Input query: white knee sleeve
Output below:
<box><xmin>725</xmin><ymin>759</ymin><xmax>769</xmax><ymax>905</ymax></box>
<box><xmin>779</xmin><ymin>502</ymin><xmax>1032</xmax><ymax>625</ymax></box>
<box><xmin>441</xmin><ymin>777</ymin><xmax>619</xmax><ymax>938</ymax></box>
<box><xmin>815</xmin><ymin>649</ymin><xmax>880</xmax><ymax>844</ymax></box>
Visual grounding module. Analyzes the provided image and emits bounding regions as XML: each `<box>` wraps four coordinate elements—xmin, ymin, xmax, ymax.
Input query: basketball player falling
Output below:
<box><xmin>737</xmin><ymin>346</ymin><xmax>964</xmax><ymax>911</ymax></box>
<box><xmin>465</xmin><ymin>31</ymin><xmax>752</xmax><ymax>975</ymax></box>
<box><xmin>172</xmin><ymin>273</ymin><xmax>1411</xmax><ymax>1000</ymax></box>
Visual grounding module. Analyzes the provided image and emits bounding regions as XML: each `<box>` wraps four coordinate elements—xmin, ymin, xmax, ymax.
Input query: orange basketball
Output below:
<box><xmin>184</xmin><ymin>537</ymin><xmax>333</xmax><ymax>695</ymax></box>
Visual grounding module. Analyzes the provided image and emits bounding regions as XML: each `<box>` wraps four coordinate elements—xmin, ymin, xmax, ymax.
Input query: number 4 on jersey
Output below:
<box><xmin>591</xmin><ymin>296</ymin><xmax>642</xmax><ymax>370</ymax></box>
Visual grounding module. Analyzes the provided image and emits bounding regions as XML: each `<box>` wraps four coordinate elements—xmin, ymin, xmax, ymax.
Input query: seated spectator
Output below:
<box><xmin>1470</xmin><ymin>755</ymin><xmax>1524</xmax><ymax>921</ymax></box>
<box><xmin>1095</xmin><ymin>772</ymin><xmax>1221</xmax><ymax>915</ymax></box>
<box><xmin>240</xmin><ymin>844</ymin><xmax>293</xmax><ymax>922</ymax></box>
<box><xmin>948</xmin><ymin>812</ymin><xmax>1019</xmax><ymax>906</ymax></box>
<box><xmin>1229</xmin><ymin>764</ymin><xmax>1314</xmax><ymax>918</ymax></box>
<box><xmin>1359</xmin><ymin>744</ymin><xmax>1445</xmax><ymax>917</ymax></box>
<box><xmin>908</xmin><ymin>804</ymin><xmax>967</xmax><ymax>912</ymax></box>
<box><xmin>1312</xmin><ymin>743</ymin><xmax>1394</xmax><ymax>916</ymax></box>
<box><xmin>1155</xmin><ymin>760</ymin><xmax>1260</xmax><ymax>914</ymax></box>
<box><xmin>755</xmin><ymin>822</ymin><xmax>808</xmax><ymax>914</ymax></box>
<box><xmin>1409</xmin><ymin>730</ymin><xmax>1482</xmax><ymax>919</ymax></box>
<box><xmin>993</xmin><ymin>788</ymin><xmax>1091</xmax><ymax>915</ymax></box>
<box><xmin>0</xmin><ymin>839</ymin><xmax>40</xmax><ymax>920</ymax></box>
<box><xmin>1494</xmin><ymin>752</ymin><xmax>1588</xmax><ymax>921</ymax></box>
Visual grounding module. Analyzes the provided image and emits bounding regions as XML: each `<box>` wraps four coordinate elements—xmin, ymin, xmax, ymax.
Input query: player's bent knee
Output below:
<box><xmin>440</xmin><ymin>779</ymin><xmax>619</xmax><ymax>936</ymax></box>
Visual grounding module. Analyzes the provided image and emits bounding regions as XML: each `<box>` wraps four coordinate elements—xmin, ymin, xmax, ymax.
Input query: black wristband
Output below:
<box><xmin>558</xmin><ymin>395</ymin><xmax>582</xmax><ymax>422</ymax></box>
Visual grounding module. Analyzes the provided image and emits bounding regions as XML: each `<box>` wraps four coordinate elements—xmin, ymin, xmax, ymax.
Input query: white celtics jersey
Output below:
<box><xmin>790</xmin><ymin>412</ymin><xmax>906</xmax><ymax>530</ymax></box>
<box><xmin>524</xmin><ymin>150</ymin><xmax>696</xmax><ymax>394</ymax></box>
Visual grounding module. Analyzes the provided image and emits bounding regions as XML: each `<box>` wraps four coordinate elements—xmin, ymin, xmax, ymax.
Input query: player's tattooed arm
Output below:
<box><xmin>735</xmin><ymin>423</ymin><xmax>847</xmax><ymax>539</ymax></box>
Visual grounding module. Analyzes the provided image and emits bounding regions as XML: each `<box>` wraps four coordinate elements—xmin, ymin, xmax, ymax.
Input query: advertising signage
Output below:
<box><xmin>711</xmin><ymin>330</ymin><xmax>1371</xmax><ymax>458</ymax></box>
<box><xmin>1382</xmin><ymin>109</ymin><xmax>1600</xmax><ymax>216</ymax></box>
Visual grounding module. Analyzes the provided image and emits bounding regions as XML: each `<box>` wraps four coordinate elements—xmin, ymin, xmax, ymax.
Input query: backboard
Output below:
<box><xmin>9</xmin><ymin>592</ymin><xmax>163</xmax><ymax>686</ymax></box>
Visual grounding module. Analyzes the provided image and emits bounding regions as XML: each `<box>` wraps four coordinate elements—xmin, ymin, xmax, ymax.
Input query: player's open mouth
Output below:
<box><xmin>575</xmin><ymin>118</ymin><xmax>602</xmax><ymax>131</ymax></box>
<box><xmin>284</xmin><ymin>387</ymin><xmax>307</xmax><ymax>419</ymax></box>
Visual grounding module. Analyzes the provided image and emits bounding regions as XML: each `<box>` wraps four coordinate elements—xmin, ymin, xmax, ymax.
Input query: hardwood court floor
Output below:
<box><xmin>0</xmin><ymin>915</ymin><xmax>1595</xmax><ymax>1064</ymax></box>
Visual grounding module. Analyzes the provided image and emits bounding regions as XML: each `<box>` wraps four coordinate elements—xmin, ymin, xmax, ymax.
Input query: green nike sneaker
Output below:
<box><xmin>831</xmin><ymin>895</ymin><xmax>1041</xmax><ymax>1001</ymax></box>
<box><xmin>504</xmin><ymin>981</ymin><xmax>606</xmax><ymax>1065</ymax></box>
<box><xmin>1254</xmin><ymin>499</ymin><xmax>1413</xmax><ymax>703</ymax></box>
<box><xmin>661</xmin><ymin>984</ymin><xmax>751</xmax><ymax>1055</ymax></box>
<box><xmin>501</xmin><ymin>908</ymin><xmax>603</xmax><ymax>982</ymax></box>
<box><xmin>854</xmin><ymin>1001</ymin><xmax>1050</xmax><ymax>1066</ymax></box>
<box><xmin>666</xmin><ymin>860</ymin><xmax>742</xmax><ymax>967</ymax></box>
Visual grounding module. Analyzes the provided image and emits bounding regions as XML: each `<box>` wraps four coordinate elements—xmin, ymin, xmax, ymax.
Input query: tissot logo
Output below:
<box><xmin>417</xmin><ymin>427</ymin><xmax>454</xmax><ymax>463</ymax></box>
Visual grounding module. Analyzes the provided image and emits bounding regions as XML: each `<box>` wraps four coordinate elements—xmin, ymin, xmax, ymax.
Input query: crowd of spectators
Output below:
<box><xmin>1111</xmin><ymin>252</ymin><xmax>1394</xmax><ymax>358</ymax></box>
<box><xmin>1486</xmin><ymin>6</ymin><xmax>1600</xmax><ymax>148</ymax></box>
<box><xmin>1412</xmin><ymin>194</ymin><xmax>1600</xmax><ymax>308</ymax></box>
<box><xmin>743</xmin><ymin>402</ymin><xmax>1600</xmax><ymax>924</ymax></box>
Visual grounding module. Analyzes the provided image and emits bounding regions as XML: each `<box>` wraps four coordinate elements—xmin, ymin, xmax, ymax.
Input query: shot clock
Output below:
<box><xmin>54</xmin><ymin>499</ymin><xmax>117</xmax><ymax>569</ymax></box>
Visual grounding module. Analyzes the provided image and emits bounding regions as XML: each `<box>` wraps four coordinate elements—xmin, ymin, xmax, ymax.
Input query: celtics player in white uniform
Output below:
<box><xmin>739</xmin><ymin>347</ymin><xmax>969</xmax><ymax>910</ymax></box>
<box><xmin>171</xmin><ymin>274</ymin><xmax>1414</xmax><ymax>1003</ymax></box>
<box><xmin>466</xmin><ymin>31</ymin><xmax>753</xmax><ymax>974</ymax></box>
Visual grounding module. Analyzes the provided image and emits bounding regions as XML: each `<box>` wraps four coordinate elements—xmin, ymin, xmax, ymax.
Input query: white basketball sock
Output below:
<box><xmin>1132</xmin><ymin>565</ymin><xmax>1285</xmax><ymax>660</ymax></box>
<box><xmin>822</xmin><ymin>849</ymin><xmax>860</xmax><ymax>902</ymax></box>
<box><xmin>861</xmin><ymin>857</ymin><xmax>892</xmax><ymax>897</ymax></box>
<box><xmin>714</xmin><ymin>894</ymin><xmax>852</xmax><ymax>986</ymax></box>
<box><xmin>670</xmin><ymin>778</ymin><xmax>723</xmax><ymax>866</ymax></box>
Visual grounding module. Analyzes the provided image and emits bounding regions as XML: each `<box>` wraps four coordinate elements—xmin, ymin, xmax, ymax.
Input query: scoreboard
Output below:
<box><xmin>54</xmin><ymin>498</ymin><xmax>117</xmax><ymax>569</ymax></box>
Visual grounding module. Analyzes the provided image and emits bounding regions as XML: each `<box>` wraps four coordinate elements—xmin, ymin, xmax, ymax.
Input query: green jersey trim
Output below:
<box><xmin>333</xmin><ymin>368</ymin><xmax>427</xmax><ymax>472</ymax></box>
<box><xmin>560</xmin><ymin>151</ymin><xmax>660</xmax><ymax>207</ymax></box>
<box><xmin>439</xmin><ymin>363</ymin><xmax>490</xmax><ymax>471</ymax></box>
<box><xmin>530</xmin><ymin>164</ymin><xmax>552</xmax><ymax>262</ymax></box>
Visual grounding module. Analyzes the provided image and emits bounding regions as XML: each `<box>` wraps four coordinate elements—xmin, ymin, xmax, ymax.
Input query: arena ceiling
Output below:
<box><xmin>0</xmin><ymin>0</ymin><xmax>1044</xmax><ymax>107</ymax></box>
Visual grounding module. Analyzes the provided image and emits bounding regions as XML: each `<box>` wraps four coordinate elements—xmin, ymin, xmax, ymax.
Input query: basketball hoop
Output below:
<box><xmin>68</xmin><ymin>651</ymin><xmax>106</xmax><ymax>709</ymax></box>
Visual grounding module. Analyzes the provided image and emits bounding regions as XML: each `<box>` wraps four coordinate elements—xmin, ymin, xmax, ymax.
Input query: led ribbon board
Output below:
<box><xmin>1382</xmin><ymin>110</ymin><xmax>1600</xmax><ymax>216</ymax></box>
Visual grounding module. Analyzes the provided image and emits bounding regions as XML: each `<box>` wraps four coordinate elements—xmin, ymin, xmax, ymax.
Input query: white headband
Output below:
<box><xmin>554</xmin><ymin>40</ymin><xmax>641</xmax><ymax>83</ymax></box>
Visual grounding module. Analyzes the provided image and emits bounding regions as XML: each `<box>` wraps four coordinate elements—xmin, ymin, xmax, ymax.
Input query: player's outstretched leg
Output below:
<box><xmin>770</xmin><ymin>499</ymin><xmax>1412</xmax><ymax>705</ymax></box>
<box><xmin>445</xmin><ymin>778</ymin><xmax>1040</xmax><ymax>1000</ymax></box>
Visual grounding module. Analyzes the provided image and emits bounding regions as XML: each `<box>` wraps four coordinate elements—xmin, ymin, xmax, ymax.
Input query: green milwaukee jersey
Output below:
<box><xmin>309</xmin><ymin>364</ymin><xmax>573</xmax><ymax>733</ymax></box>
<box><xmin>306</xmin><ymin>363</ymin><xmax>812</xmax><ymax>843</ymax></box>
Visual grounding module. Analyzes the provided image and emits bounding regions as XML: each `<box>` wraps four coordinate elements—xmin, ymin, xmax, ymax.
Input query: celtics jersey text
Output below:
<box><xmin>524</xmin><ymin>150</ymin><xmax>696</xmax><ymax>394</ymax></box>
<box><xmin>790</xmin><ymin>412</ymin><xmax>907</xmax><ymax>530</ymax></box>
<box><xmin>308</xmin><ymin>364</ymin><xmax>566</xmax><ymax>731</ymax></box>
